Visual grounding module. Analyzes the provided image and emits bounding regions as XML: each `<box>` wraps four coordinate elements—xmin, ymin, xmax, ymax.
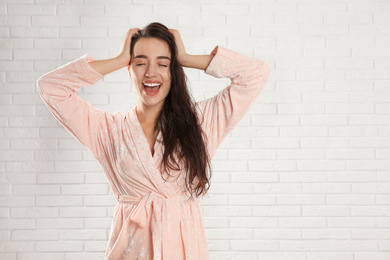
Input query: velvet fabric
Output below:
<box><xmin>37</xmin><ymin>46</ymin><xmax>269</xmax><ymax>260</ymax></box>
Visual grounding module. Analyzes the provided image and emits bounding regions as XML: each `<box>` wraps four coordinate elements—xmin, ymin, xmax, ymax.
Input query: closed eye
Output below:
<box><xmin>159</xmin><ymin>64</ymin><xmax>168</xmax><ymax>67</ymax></box>
<box><xmin>136</xmin><ymin>63</ymin><xmax>146</xmax><ymax>66</ymax></box>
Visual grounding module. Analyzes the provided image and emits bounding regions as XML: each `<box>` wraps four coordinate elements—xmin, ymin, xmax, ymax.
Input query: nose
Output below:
<box><xmin>145</xmin><ymin>64</ymin><xmax>157</xmax><ymax>78</ymax></box>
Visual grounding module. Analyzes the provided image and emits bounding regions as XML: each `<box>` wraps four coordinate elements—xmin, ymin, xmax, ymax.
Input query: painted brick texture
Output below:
<box><xmin>1</xmin><ymin>0</ymin><xmax>390</xmax><ymax>259</ymax></box>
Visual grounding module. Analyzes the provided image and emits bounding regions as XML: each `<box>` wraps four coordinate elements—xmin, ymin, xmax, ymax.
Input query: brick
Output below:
<box><xmin>253</xmin><ymin>205</ymin><xmax>301</xmax><ymax>216</ymax></box>
<box><xmin>64</xmin><ymin>253</ymin><xmax>105</xmax><ymax>260</ymax></box>
<box><xmin>154</xmin><ymin>4</ymin><xmax>201</xmax><ymax>15</ymax></box>
<box><xmin>255</xmin><ymin>228</ymin><xmax>301</xmax><ymax>239</ymax></box>
<box><xmin>11</xmin><ymin>27</ymin><xmax>58</xmax><ymax>38</ymax></box>
<box><xmin>37</xmin><ymin>173</ymin><xmax>84</xmax><ymax>184</ymax></box>
<box><xmin>279</xmin><ymin>217</ymin><xmax>326</xmax><ymax>228</ymax></box>
<box><xmin>12</xmin><ymin>184</ymin><xmax>60</xmax><ymax>195</ymax></box>
<box><xmin>229</xmin><ymin>217</ymin><xmax>277</xmax><ymax>228</ymax></box>
<box><xmin>277</xmin><ymin>194</ymin><xmax>325</xmax><ymax>205</ymax></box>
<box><xmin>231</xmin><ymin>171</ymin><xmax>278</xmax><ymax>182</ymax></box>
<box><xmin>302</xmin><ymin>206</ymin><xmax>350</xmax><ymax>216</ymax></box>
<box><xmin>203</xmin><ymin>217</ymin><xmax>229</xmax><ymax>228</ymax></box>
<box><xmin>36</xmin><ymin>196</ymin><xmax>82</xmax><ymax>207</ymax></box>
<box><xmin>59</xmin><ymin>229</ymin><xmax>106</xmax><ymax>240</ymax></box>
<box><xmin>84</xmin><ymin>240</ymin><xmax>108</xmax><ymax>252</ymax></box>
<box><xmin>0</xmin><ymin>242</ymin><xmax>34</xmax><ymax>252</ymax></box>
<box><xmin>328</xmin><ymin>217</ymin><xmax>375</xmax><ymax>228</ymax></box>
<box><xmin>254</xmin><ymin>183</ymin><xmax>301</xmax><ymax>194</ymax></box>
<box><xmin>352</xmin><ymin>229</ymin><xmax>390</xmax><ymax>239</ymax></box>
<box><xmin>11</xmin><ymin>230</ymin><xmax>58</xmax><ymax>240</ymax></box>
<box><xmin>280</xmin><ymin>240</ymin><xmax>328</xmax><ymax>251</ymax></box>
<box><xmin>11</xmin><ymin>207</ymin><xmax>59</xmax><ymax>218</ymax></box>
<box><xmin>201</xmin><ymin>194</ymin><xmax>229</xmax><ymax>205</ymax></box>
<box><xmin>302</xmin><ymin>183</ymin><xmax>351</xmax><ymax>193</ymax></box>
<box><xmin>36</xmin><ymin>218</ymin><xmax>83</xmax><ymax>229</ymax></box>
<box><xmin>251</xmin><ymin>3</ymin><xmax>298</xmax><ymax>13</ymax></box>
<box><xmin>303</xmin><ymin>228</ymin><xmax>351</xmax><ymax>239</ymax></box>
<box><xmin>35</xmin><ymin>241</ymin><xmax>83</xmax><ymax>252</ymax></box>
<box><xmin>298</xmin><ymin>3</ymin><xmax>347</xmax><ymax>13</ymax></box>
<box><xmin>210</xmin><ymin>251</ymin><xmax>257</xmax><ymax>259</ymax></box>
<box><xmin>326</xmin><ymin>194</ymin><xmax>375</xmax><ymax>205</ymax></box>
<box><xmin>0</xmin><ymin>253</ymin><xmax>17</xmax><ymax>260</ymax></box>
<box><xmin>229</xmin><ymin>194</ymin><xmax>276</xmax><ymax>205</ymax></box>
<box><xmin>202</xmin><ymin>205</ymin><xmax>251</xmax><ymax>217</ymax></box>
<box><xmin>207</xmin><ymin>240</ymin><xmax>229</xmax><ymax>250</ymax></box>
<box><xmin>8</xmin><ymin>4</ymin><xmax>56</xmax><ymax>15</ymax></box>
<box><xmin>307</xmin><ymin>252</ymin><xmax>353</xmax><ymax>260</ymax></box>
<box><xmin>329</xmin><ymin>240</ymin><xmax>378</xmax><ymax>251</ymax></box>
<box><xmin>0</xmin><ymin>219</ymin><xmax>34</xmax><ymax>229</ymax></box>
<box><xmin>32</xmin><ymin>16</ymin><xmax>79</xmax><ymax>27</ymax></box>
<box><xmin>249</xmin><ymin>160</ymin><xmax>296</xmax><ymax>171</ymax></box>
<box><xmin>355</xmin><ymin>252</ymin><xmax>390</xmax><ymax>260</ymax></box>
<box><xmin>276</xmin><ymin>14</ymin><xmax>322</xmax><ymax>24</ymax></box>
<box><xmin>206</xmin><ymin>228</ymin><xmax>252</xmax><ymax>239</ymax></box>
<box><xmin>60</xmin><ymin>207</ymin><xmax>107</xmax><ymax>218</ymax></box>
<box><xmin>351</xmin><ymin>206</ymin><xmax>390</xmax><ymax>216</ymax></box>
<box><xmin>202</xmin><ymin>4</ymin><xmax>248</xmax><ymax>15</ymax></box>
<box><xmin>231</xmin><ymin>240</ymin><xmax>278</xmax><ymax>250</ymax></box>
<box><xmin>278</xmin><ymin>172</ymin><xmax>327</xmax><ymax>182</ymax></box>
<box><xmin>18</xmin><ymin>253</ymin><xmax>64</xmax><ymax>260</ymax></box>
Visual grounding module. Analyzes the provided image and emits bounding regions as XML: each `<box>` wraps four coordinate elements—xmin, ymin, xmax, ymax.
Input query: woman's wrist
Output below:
<box><xmin>113</xmin><ymin>55</ymin><xmax>131</xmax><ymax>70</ymax></box>
<box><xmin>89</xmin><ymin>56</ymin><xmax>128</xmax><ymax>76</ymax></box>
<box><xmin>181</xmin><ymin>54</ymin><xmax>214</xmax><ymax>71</ymax></box>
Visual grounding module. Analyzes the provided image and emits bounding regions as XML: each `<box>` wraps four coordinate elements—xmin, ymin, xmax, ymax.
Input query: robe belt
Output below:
<box><xmin>116</xmin><ymin>193</ymin><xmax>191</xmax><ymax>259</ymax></box>
<box><xmin>116</xmin><ymin>193</ymin><xmax>191</xmax><ymax>228</ymax></box>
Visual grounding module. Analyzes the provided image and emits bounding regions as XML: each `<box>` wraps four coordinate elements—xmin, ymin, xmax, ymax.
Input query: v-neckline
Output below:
<box><xmin>131</xmin><ymin>106</ymin><xmax>162</xmax><ymax>160</ymax></box>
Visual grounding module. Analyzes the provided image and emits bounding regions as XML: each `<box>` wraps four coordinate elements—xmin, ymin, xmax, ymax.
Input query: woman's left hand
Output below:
<box><xmin>169</xmin><ymin>28</ymin><xmax>214</xmax><ymax>70</ymax></box>
<box><xmin>169</xmin><ymin>29</ymin><xmax>188</xmax><ymax>66</ymax></box>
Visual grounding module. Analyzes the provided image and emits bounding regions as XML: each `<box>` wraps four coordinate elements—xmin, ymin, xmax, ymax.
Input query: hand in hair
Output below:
<box><xmin>168</xmin><ymin>29</ymin><xmax>187</xmax><ymax>67</ymax></box>
<box><xmin>88</xmin><ymin>28</ymin><xmax>141</xmax><ymax>76</ymax></box>
<box><xmin>169</xmin><ymin>28</ymin><xmax>214</xmax><ymax>71</ymax></box>
<box><xmin>118</xmin><ymin>28</ymin><xmax>141</xmax><ymax>66</ymax></box>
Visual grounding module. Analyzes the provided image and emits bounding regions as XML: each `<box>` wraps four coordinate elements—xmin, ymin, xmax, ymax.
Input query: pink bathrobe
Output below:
<box><xmin>37</xmin><ymin>46</ymin><xmax>269</xmax><ymax>260</ymax></box>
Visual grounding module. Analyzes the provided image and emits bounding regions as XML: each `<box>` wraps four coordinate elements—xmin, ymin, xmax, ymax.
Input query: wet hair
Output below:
<box><xmin>130</xmin><ymin>22</ymin><xmax>212</xmax><ymax>198</ymax></box>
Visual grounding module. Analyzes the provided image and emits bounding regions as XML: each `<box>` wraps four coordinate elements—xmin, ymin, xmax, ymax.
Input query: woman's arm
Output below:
<box><xmin>170</xmin><ymin>28</ymin><xmax>270</xmax><ymax>159</ymax></box>
<box><xmin>36</xmin><ymin>28</ymin><xmax>141</xmax><ymax>158</ymax></box>
<box><xmin>196</xmin><ymin>46</ymin><xmax>270</xmax><ymax>159</ymax></box>
<box><xmin>180</xmin><ymin>54</ymin><xmax>214</xmax><ymax>71</ymax></box>
<box><xmin>36</xmin><ymin>54</ymin><xmax>107</xmax><ymax>159</ymax></box>
<box><xmin>88</xmin><ymin>56</ymin><xmax>128</xmax><ymax>76</ymax></box>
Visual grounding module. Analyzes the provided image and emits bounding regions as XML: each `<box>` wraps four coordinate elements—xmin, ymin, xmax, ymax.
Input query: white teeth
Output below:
<box><xmin>143</xmin><ymin>83</ymin><xmax>161</xmax><ymax>87</ymax></box>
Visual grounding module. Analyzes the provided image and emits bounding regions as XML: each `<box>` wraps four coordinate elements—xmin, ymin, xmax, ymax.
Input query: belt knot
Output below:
<box><xmin>116</xmin><ymin>193</ymin><xmax>190</xmax><ymax>228</ymax></box>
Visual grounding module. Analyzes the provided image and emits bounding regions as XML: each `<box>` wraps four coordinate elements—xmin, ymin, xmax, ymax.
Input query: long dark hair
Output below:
<box><xmin>129</xmin><ymin>22</ymin><xmax>212</xmax><ymax>198</ymax></box>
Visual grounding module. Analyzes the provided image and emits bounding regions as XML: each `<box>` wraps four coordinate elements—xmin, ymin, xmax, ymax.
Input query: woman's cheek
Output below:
<box><xmin>158</xmin><ymin>67</ymin><xmax>169</xmax><ymax>75</ymax></box>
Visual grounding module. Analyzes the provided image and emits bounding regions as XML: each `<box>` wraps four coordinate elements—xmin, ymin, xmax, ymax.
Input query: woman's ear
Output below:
<box><xmin>127</xmin><ymin>65</ymin><xmax>131</xmax><ymax>79</ymax></box>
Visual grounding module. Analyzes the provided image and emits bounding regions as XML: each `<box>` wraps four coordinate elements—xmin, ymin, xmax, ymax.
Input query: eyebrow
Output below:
<box><xmin>134</xmin><ymin>55</ymin><xmax>171</xmax><ymax>61</ymax></box>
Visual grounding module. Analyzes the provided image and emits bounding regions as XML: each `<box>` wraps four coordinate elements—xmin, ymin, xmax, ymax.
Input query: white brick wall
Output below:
<box><xmin>1</xmin><ymin>0</ymin><xmax>390</xmax><ymax>259</ymax></box>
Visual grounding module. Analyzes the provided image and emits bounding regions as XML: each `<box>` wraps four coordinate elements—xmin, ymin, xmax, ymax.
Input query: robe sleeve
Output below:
<box><xmin>36</xmin><ymin>54</ymin><xmax>108</xmax><ymax>159</ymax></box>
<box><xmin>196</xmin><ymin>46</ymin><xmax>270</xmax><ymax>159</ymax></box>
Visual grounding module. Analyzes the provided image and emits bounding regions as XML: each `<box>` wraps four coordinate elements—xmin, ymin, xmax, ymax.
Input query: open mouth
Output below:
<box><xmin>143</xmin><ymin>82</ymin><xmax>161</xmax><ymax>95</ymax></box>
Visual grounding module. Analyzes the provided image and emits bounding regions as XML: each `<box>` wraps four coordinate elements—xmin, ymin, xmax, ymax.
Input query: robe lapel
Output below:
<box><xmin>128</xmin><ymin>106</ymin><xmax>169</xmax><ymax>192</ymax></box>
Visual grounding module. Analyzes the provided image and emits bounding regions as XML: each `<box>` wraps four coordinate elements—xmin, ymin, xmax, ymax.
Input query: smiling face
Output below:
<box><xmin>128</xmin><ymin>37</ymin><xmax>172</xmax><ymax>113</ymax></box>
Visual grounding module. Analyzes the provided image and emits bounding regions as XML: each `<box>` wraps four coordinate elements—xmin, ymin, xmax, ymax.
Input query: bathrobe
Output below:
<box><xmin>37</xmin><ymin>46</ymin><xmax>269</xmax><ymax>260</ymax></box>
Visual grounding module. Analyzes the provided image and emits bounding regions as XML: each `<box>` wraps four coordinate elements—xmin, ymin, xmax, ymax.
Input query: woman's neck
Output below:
<box><xmin>136</xmin><ymin>103</ymin><xmax>162</xmax><ymax>125</ymax></box>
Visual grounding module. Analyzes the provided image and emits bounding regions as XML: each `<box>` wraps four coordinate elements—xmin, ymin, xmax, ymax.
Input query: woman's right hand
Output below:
<box><xmin>89</xmin><ymin>28</ymin><xmax>141</xmax><ymax>76</ymax></box>
<box><xmin>117</xmin><ymin>28</ymin><xmax>141</xmax><ymax>67</ymax></box>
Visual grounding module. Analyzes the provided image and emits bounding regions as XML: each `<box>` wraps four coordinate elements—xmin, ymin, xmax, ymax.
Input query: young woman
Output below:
<box><xmin>37</xmin><ymin>22</ymin><xmax>269</xmax><ymax>260</ymax></box>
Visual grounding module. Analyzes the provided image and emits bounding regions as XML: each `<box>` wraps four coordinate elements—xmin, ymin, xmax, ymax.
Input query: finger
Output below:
<box><xmin>168</xmin><ymin>29</ymin><xmax>178</xmax><ymax>38</ymax></box>
<box><xmin>125</xmin><ymin>28</ymin><xmax>140</xmax><ymax>40</ymax></box>
<box><xmin>129</xmin><ymin>28</ymin><xmax>141</xmax><ymax>37</ymax></box>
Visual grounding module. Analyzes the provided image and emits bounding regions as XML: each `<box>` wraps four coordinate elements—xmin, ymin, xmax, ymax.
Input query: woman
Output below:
<box><xmin>37</xmin><ymin>22</ymin><xmax>269</xmax><ymax>260</ymax></box>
